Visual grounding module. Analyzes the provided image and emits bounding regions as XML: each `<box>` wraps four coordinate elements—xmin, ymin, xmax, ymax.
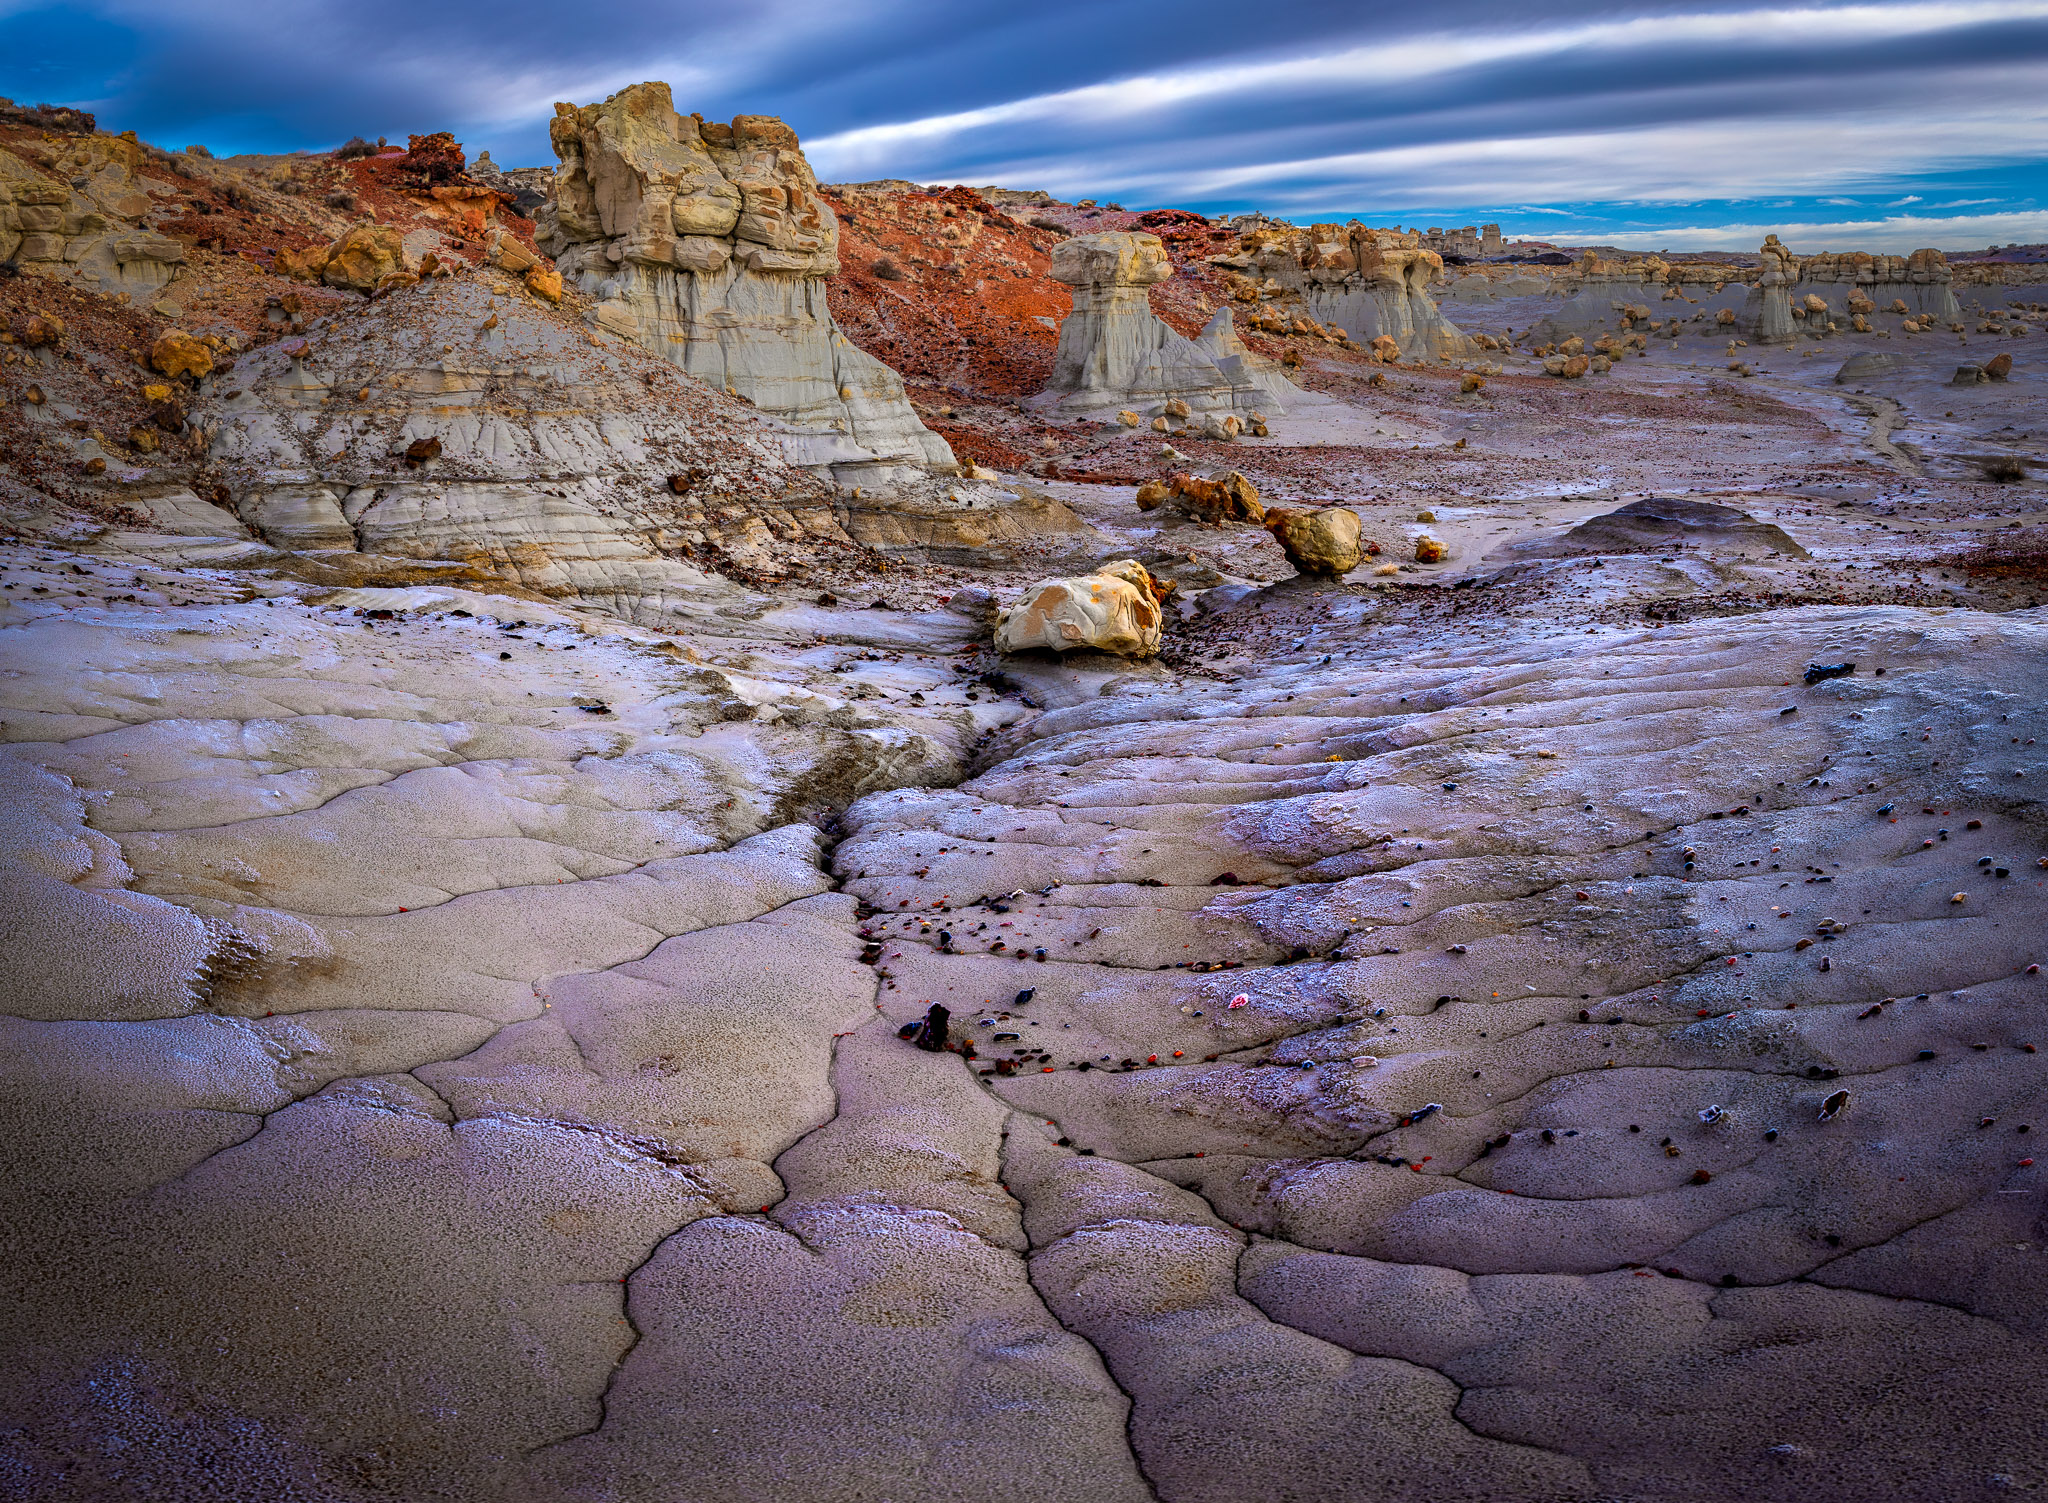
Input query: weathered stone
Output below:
<box><xmin>1836</xmin><ymin>352</ymin><xmax>1903</xmax><ymax>383</ymax></box>
<box><xmin>1264</xmin><ymin>505</ymin><xmax>1362</xmax><ymax>576</ymax></box>
<box><xmin>1167</xmin><ymin>470</ymin><xmax>1262</xmax><ymax>524</ymax></box>
<box><xmin>322</xmin><ymin>224</ymin><xmax>408</xmax><ymax>293</ymax></box>
<box><xmin>149</xmin><ymin>330</ymin><xmax>213</xmax><ymax>381</ymax></box>
<box><xmin>1034</xmin><ymin>235</ymin><xmax>1295</xmax><ymax>419</ymax></box>
<box><xmin>539</xmin><ymin>82</ymin><xmax>951</xmax><ymax>484</ymax></box>
<box><xmin>994</xmin><ymin>559</ymin><xmax>1168</xmax><ymax>656</ymax></box>
<box><xmin>1985</xmin><ymin>352</ymin><xmax>2014</xmax><ymax>381</ymax></box>
<box><xmin>1414</xmin><ymin>535</ymin><xmax>1446</xmax><ymax>562</ymax></box>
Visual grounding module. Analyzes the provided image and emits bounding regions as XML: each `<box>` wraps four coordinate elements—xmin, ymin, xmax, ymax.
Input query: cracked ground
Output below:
<box><xmin>2</xmin><ymin>302</ymin><xmax>2047</xmax><ymax>1502</ymax></box>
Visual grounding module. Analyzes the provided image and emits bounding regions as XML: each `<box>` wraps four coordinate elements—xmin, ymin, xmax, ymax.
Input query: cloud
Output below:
<box><xmin>1889</xmin><ymin>194</ymin><xmax>1926</xmax><ymax>203</ymax></box>
<box><xmin>1591</xmin><ymin>208</ymin><xmax>2048</xmax><ymax>251</ymax></box>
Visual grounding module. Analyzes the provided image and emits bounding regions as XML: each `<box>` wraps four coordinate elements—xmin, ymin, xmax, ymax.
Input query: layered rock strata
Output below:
<box><xmin>201</xmin><ymin>277</ymin><xmax>1091</xmax><ymax>604</ymax></box>
<box><xmin>1034</xmin><ymin>232</ymin><xmax>1296</xmax><ymax>417</ymax></box>
<box><xmin>0</xmin><ymin>130</ymin><xmax>187</xmax><ymax>300</ymax></box>
<box><xmin>1219</xmin><ymin>224</ymin><xmax>1475</xmax><ymax>363</ymax></box>
<box><xmin>1741</xmin><ymin>238</ymin><xmax>1961</xmax><ymax>343</ymax></box>
<box><xmin>535</xmin><ymin>82</ymin><xmax>954</xmax><ymax>485</ymax></box>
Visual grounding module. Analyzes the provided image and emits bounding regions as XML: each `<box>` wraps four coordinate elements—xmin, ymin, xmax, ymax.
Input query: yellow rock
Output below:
<box><xmin>1117</xmin><ymin>410</ymin><xmax>1140</xmax><ymax>427</ymax></box>
<box><xmin>1414</xmin><ymin>535</ymin><xmax>1446</xmax><ymax>563</ymax></box>
<box><xmin>149</xmin><ymin>330</ymin><xmax>213</xmax><ymax>381</ymax></box>
<box><xmin>1460</xmin><ymin>373</ymin><xmax>1485</xmax><ymax>394</ymax></box>
<box><xmin>142</xmin><ymin>383</ymin><xmax>170</xmax><ymax>402</ymax></box>
<box><xmin>322</xmin><ymin>224</ymin><xmax>408</xmax><ymax>293</ymax></box>
<box><xmin>526</xmin><ymin>265</ymin><xmax>565</xmax><ymax>304</ymax></box>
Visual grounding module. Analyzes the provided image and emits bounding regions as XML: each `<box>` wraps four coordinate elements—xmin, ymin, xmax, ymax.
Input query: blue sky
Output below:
<box><xmin>4</xmin><ymin>0</ymin><xmax>2046</xmax><ymax>252</ymax></box>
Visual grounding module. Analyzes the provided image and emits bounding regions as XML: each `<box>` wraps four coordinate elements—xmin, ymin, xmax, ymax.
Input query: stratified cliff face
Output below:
<box><xmin>535</xmin><ymin>83</ymin><xmax>955</xmax><ymax>486</ymax></box>
<box><xmin>1221</xmin><ymin>223</ymin><xmax>1476</xmax><ymax>363</ymax></box>
<box><xmin>1035</xmin><ymin>232</ymin><xmax>1296</xmax><ymax>416</ymax></box>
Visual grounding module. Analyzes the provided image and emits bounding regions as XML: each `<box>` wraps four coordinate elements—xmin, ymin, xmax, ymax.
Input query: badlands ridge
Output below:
<box><xmin>0</xmin><ymin>83</ymin><xmax>2045</xmax><ymax>1502</ymax></box>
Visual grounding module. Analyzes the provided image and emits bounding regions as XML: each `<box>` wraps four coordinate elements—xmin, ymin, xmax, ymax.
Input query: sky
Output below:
<box><xmin>4</xmin><ymin>0</ymin><xmax>2047</xmax><ymax>253</ymax></box>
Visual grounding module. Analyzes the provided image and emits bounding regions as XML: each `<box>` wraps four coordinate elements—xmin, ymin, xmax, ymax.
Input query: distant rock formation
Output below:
<box><xmin>0</xmin><ymin>131</ymin><xmax>187</xmax><ymax>299</ymax></box>
<box><xmin>1218</xmin><ymin>224</ymin><xmax>1475</xmax><ymax>363</ymax></box>
<box><xmin>1526</xmin><ymin>252</ymin><xmax>1749</xmax><ymax>344</ymax></box>
<box><xmin>534</xmin><ymin>81</ymin><xmax>954</xmax><ymax>486</ymax></box>
<box><xmin>1033</xmin><ymin>232</ymin><xmax>1295</xmax><ymax>417</ymax></box>
<box><xmin>1740</xmin><ymin>237</ymin><xmax>1960</xmax><ymax>343</ymax></box>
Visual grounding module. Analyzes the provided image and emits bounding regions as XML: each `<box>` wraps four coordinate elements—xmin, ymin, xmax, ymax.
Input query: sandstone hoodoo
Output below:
<box><xmin>1034</xmin><ymin>231</ymin><xmax>1297</xmax><ymax>419</ymax></box>
<box><xmin>536</xmin><ymin>82</ymin><xmax>953</xmax><ymax>486</ymax></box>
<box><xmin>1214</xmin><ymin>222</ymin><xmax>1475</xmax><ymax>363</ymax></box>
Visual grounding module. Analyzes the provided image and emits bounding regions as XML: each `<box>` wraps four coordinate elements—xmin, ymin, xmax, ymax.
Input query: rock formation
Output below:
<box><xmin>1741</xmin><ymin>237</ymin><xmax>1960</xmax><ymax>343</ymax></box>
<box><xmin>1217</xmin><ymin>224</ymin><xmax>1475</xmax><ymax>363</ymax></box>
<box><xmin>535</xmin><ymin>82</ymin><xmax>954</xmax><ymax>485</ymax></box>
<box><xmin>993</xmin><ymin>559</ymin><xmax>1168</xmax><ymax>655</ymax></box>
<box><xmin>1527</xmin><ymin>252</ymin><xmax>1750</xmax><ymax>345</ymax></box>
<box><xmin>202</xmin><ymin>275</ymin><xmax>1090</xmax><ymax>607</ymax></box>
<box><xmin>1033</xmin><ymin>232</ymin><xmax>1295</xmax><ymax>417</ymax></box>
<box><xmin>0</xmin><ymin>130</ymin><xmax>187</xmax><ymax>300</ymax></box>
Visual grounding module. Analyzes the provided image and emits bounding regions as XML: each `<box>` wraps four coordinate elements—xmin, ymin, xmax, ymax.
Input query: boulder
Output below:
<box><xmin>1543</xmin><ymin>353</ymin><xmax>1590</xmax><ymax>379</ymax></box>
<box><xmin>1952</xmin><ymin>365</ymin><xmax>1989</xmax><ymax>386</ymax></box>
<box><xmin>538</xmin><ymin>82</ymin><xmax>953</xmax><ymax>485</ymax></box>
<box><xmin>1835</xmin><ymin>352</ymin><xmax>1903</xmax><ymax>383</ymax></box>
<box><xmin>149</xmin><ymin>330</ymin><xmax>213</xmax><ymax>381</ymax></box>
<box><xmin>10</xmin><ymin>313</ymin><xmax>62</xmax><ymax>348</ymax></box>
<box><xmin>322</xmin><ymin>224</ymin><xmax>408</xmax><ymax>293</ymax></box>
<box><xmin>1985</xmin><ymin>353</ymin><xmax>2014</xmax><ymax>381</ymax></box>
<box><xmin>994</xmin><ymin>560</ymin><xmax>1168</xmax><ymax>656</ymax></box>
<box><xmin>1167</xmin><ymin>470</ymin><xmax>1262</xmax><ymax>524</ymax></box>
<box><xmin>1264</xmin><ymin>505</ymin><xmax>1362</xmax><ymax>575</ymax></box>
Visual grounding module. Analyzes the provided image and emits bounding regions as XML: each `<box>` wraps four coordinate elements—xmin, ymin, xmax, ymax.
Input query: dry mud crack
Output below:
<box><xmin>6</xmin><ymin>570</ymin><xmax>2042</xmax><ymax>1503</ymax></box>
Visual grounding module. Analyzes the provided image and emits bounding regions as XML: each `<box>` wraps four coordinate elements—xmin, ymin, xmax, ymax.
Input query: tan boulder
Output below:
<box><xmin>1460</xmin><ymin>373</ymin><xmax>1485</xmax><ymax>394</ymax></box>
<box><xmin>1168</xmin><ymin>470</ymin><xmax>1263</xmax><ymax>524</ymax></box>
<box><xmin>1985</xmin><ymin>353</ymin><xmax>2013</xmax><ymax>380</ymax></box>
<box><xmin>149</xmin><ymin>330</ymin><xmax>213</xmax><ymax>381</ymax></box>
<box><xmin>1264</xmin><ymin>505</ymin><xmax>1362</xmax><ymax>576</ymax></box>
<box><xmin>1117</xmin><ymin>410</ymin><xmax>1140</xmax><ymax>427</ymax></box>
<box><xmin>11</xmin><ymin>313</ymin><xmax>63</xmax><ymax>348</ymax></box>
<box><xmin>322</xmin><ymin>224</ymin><xmax>408</xmax><ymax>293</ymax></box>
<box><xmin>1414</xmin><ymin>535</ymin><xmax>1446</xmax><ymax>563</ymax></box>
<box><xmin>1134</xmin><ymin>480</ymin><xmax>1170</xmax><ymax>511</ymax></box>
<box><xmin>275</xmin><ymin>243</ymin><xmax>331</xmax><ymax>283</ymax></box>
<box><xmin>994</xmin><ymin>559</ymin><xmax>1168</xmax><ymax>656</ymax></box>
<box><xmin>1803</xmin><ymin>293</ymin><xmax>1829</xmax><ymax>313</ymax></box>
<box><xmin>1370</xmin><ymin>334</ymin><xmax>1400</xmax><ymax>362</ymax></box>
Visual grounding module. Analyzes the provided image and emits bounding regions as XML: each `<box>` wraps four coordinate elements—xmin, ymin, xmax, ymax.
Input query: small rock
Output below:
<box><xmin>1414</xmin><ymin>536</ymin><xmax>1446</xmax><ymax>564</ymax></box>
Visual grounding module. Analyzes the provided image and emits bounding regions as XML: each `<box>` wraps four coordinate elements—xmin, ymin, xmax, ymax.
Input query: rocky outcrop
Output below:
<box><xmin>535</xmin><ymin>82</ymin><xmax>954</xmax><ymax>486</ymax></box>
<box><xmin>1220</xmin><ymin>224</ymin><xmax>1474</xmax><ymax>363</ymax></box>
<box><xmin>1033</xmin><ymin>233</ymin><xmax>1295</xmax><ymax>418</ymax></box>
<box><xmin>994</xmin><ymin>559</ymin><xmax>1168</xmax><ymax>656</ymax></box>
<box><xmin>1527</xmin><ymin>252</ymin><xmax>1751</xmax><ymax>344</ymax></box>
<box><xmin>1510</xmin><ymin>496</ymin><xmax>1808</xmax><ymax>559</ymax></box>
<box><xmin>1740</xmin><ymin>238</ymin><xmax>1961</xmax><ymax>344</ymax></box>
<box><xmin>0</xmin><ymin>131</ymin><xmax>187</xmax><ymax>299</ymax></box>
<box><xmin>200</xmin><ymin>273</ymin><xmax>1090</xmax><ymax>607</ymax></box>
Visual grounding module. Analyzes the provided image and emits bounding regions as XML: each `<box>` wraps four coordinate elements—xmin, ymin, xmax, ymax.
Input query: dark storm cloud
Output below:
<box><xmin>2</xmin><ymin>0</ymin><xmax>2045</xmax><ymax>246</ymax></box>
